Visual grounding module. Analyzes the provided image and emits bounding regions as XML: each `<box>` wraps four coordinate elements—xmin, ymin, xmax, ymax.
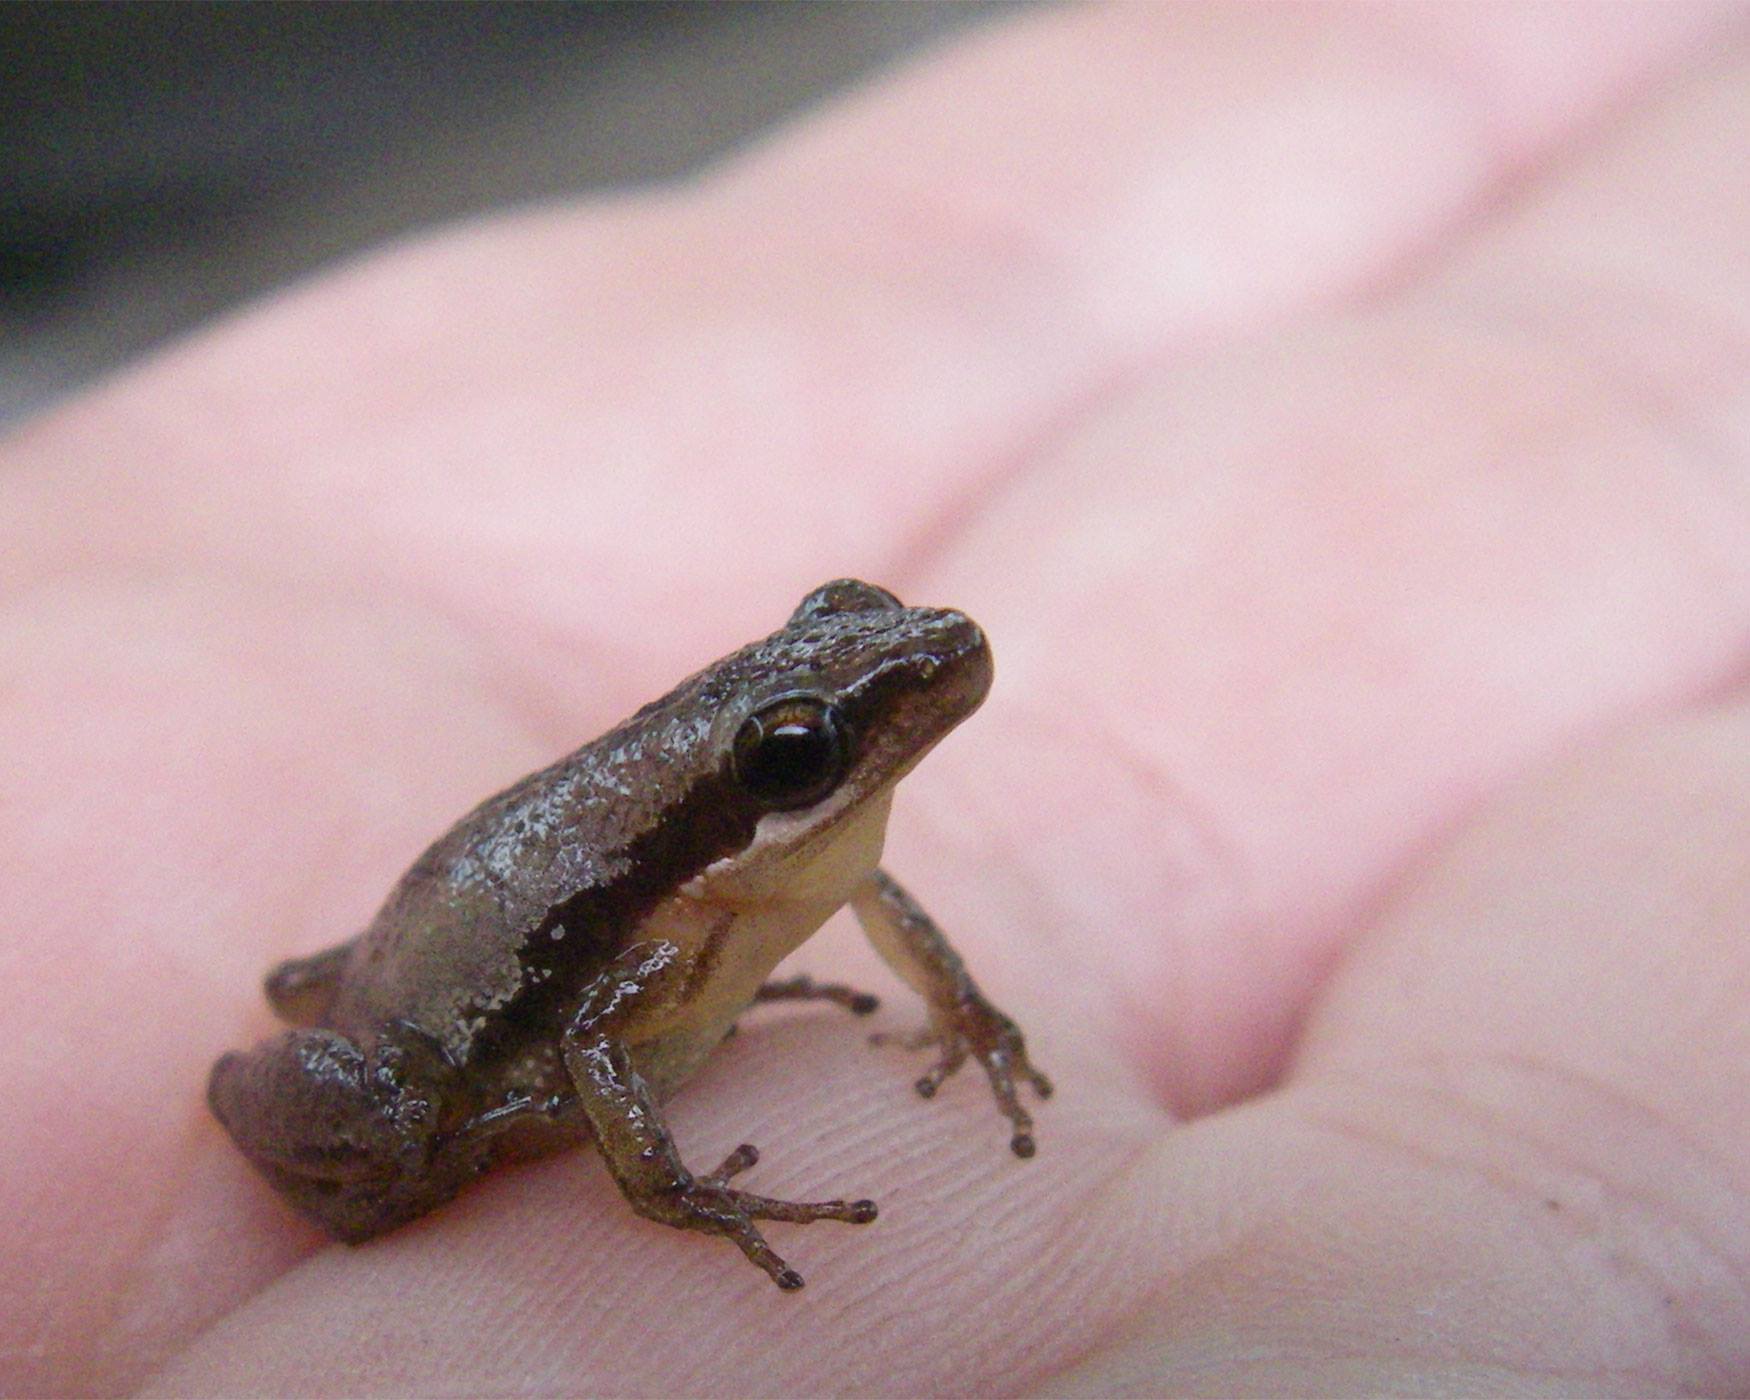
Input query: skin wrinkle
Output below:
<box><xmin>1267</xmin><ymin>689</ymin><xmax>1750</xmax><ymax>1164</ymax></box>
<box><xmin>96</xmin><ymin>1119</ymin><xmax>257</xmax><ymax>1394</ymax></box>
<box><xmin>1485</xmin><ymin>1051</ymin><xmax>1750</xmax><ymax>1336</ymax></box>
<box><xmin>1357</xmin><ymin>4</ymin><xmax>1533</xmax><ymax>159</ymax></box>
<box><xmin>1002</xmin><ymin>1131</ymin><xmax>1196</xmax><ymax>1396</ymax></box>
<box><xmin>881</xmin><ymin>372</ymin><xmax>1126</xmax><ymax>593</ymax></box>
<box><xmin>1364</xmin><ymin>2</ymin><xmax>1741</xmax><ymax>169</ymax></box>
<box><xmin>1270</xmin><ymin>6</ymin><xmax>1518</xmax><ymax>314</ymax></box>
<box><xmin>876</xmin><ymin>0</ymin><xmax>1547</xmax><ymax>598</ymax></box>
<box><xmin>97</xmin><ymin>1118</ymin><xmax>320</xmax><ymax>1396</ymax></box>
<box><xmin>1116</xmin><ymin>1193</ymin><xmax>1686</xmax><ymax>1397</ymax></box>
<box><xmin>1052</xmin><ymin>707</ymin><xmax>1256</xmax><ymax>1109</ymax></box>
<box><xmin>30</xmin><ymin>560</ymin><xmax>554</xmax><ymax>810</ymax></box>
<box><xmin>1292</xmin><ymin>1064</ymin><xmax>1750</xmax><ymax>1383</ymax></box>
<box><xmin>978</xmin><ymin>693</ymin><xmax>1250</xmax><ymax>937</ymax></box>
<box><xmin>889</xmin><ymin>9</ymin><xmax>1738</xmax><ymax>600</ymax></box>
<box><xmin>1504</xmin><ymin>286</ymin><xmax>1750</xmax><ymax>537</ymax></box>
<box><xmin>1135</xmin><ymin>1352</ymin><xmax>1670</xmax><ymax>1398</ymax></box>
<box><xmin>1016</xmin><ymin>1118</ymin><xmax>1336</xmax><ymax>1396</ymax></box>
<box><xmin>376</xmin><ymin>566</ymin><xmax>636</xmax><ymax>759</ymax></box>
<box><xmin>1420</xmin><ymin>270</ymin><xmax>1750</xmax><ymax>542</ymax></box>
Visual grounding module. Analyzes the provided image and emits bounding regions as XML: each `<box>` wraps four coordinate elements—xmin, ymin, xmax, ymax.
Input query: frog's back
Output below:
<box><xmin>324</xmin><ymin>693</ymin><xmax>756</xmax><ymax>1069</ymax></box>
<box><xmin>324</xmin><ymin>760</ymin><xmax>606</xmax><ymax>1053</ymax></box>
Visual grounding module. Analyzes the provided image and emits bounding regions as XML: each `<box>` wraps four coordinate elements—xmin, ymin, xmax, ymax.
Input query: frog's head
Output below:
<box><xmin>652</xmin><ymin>578</ymin><xmax>992</xmax><ymax>905</ymax></box>
<box><xmin>726</xmin><ymin>578</ymin><xmax>990</xmax><ymax>809</ymax></box>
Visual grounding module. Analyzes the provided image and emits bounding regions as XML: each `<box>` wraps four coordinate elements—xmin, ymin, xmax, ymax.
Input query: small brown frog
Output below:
<box><xmin>209</xmin><ymin>580</ymin><xmax>1050</xmax><ymax>1289</ymax></box>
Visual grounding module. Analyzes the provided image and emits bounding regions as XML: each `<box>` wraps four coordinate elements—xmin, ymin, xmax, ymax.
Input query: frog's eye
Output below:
<box><xmin>732</xmin><ymin>697</ymin><xmax>849</xmax><ymax>810</ymax></box>
<box><xmin>789</xmin><ymin>579</ymin><xmax>902</xmax><ymax>624</ymax></box>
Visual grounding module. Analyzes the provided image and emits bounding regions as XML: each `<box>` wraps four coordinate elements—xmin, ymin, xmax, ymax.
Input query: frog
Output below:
<box><xmin>208</xmin><ymin>578</ymin><xmax>1052</xmax><ymax>1289</ymax></box>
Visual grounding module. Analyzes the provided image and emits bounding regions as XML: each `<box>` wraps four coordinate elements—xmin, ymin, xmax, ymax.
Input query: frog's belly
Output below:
<box><xmin>465</xmin><ymin>890</ymin><xmax>842</xmax><ymax>1115</ymax></box>
<box><xmin>628</xmin><ymin>890</ymin><xmax>845</xmax><ymax>1099</ymax></box>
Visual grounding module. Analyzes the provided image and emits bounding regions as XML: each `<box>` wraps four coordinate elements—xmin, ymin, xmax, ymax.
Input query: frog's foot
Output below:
<box><xmin>847</xmin><ymin>870</ymin><xmax>1053</xmax><ymax>1156</ymax></box>
<box><xmin>263</xmin><ymin>938</ymin><xmax>357</xmax><ymax>1026</ymax></box>
<box><xmin>647</xmin><ymin>1143</ymin><xmax>878</xmax><ymax>1290</ymax></box>
<box><xmin>755</xmin><ymin>974</ymin><xmax>880</xmax><ymax>1016</ymax></box>
<box><xmin>880</xmin><ymin>999</ymin><xmax>1054</xmax><ymax>1158</ymax></box>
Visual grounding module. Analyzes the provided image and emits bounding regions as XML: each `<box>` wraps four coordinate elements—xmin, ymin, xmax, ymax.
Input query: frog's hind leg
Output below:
<box><xmin>207</xmin><ymin>1026</ymin><xmax>447</xmax><ymax>1242</ymax></box>
<box><xmin>264</xmin><ymin>937</ymin><xmax>358</xmax><ymax>1025</ymax></box>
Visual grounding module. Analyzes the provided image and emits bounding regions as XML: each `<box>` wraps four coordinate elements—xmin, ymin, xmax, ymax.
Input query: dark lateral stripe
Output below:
<box><xmin>462</xmin><ymin>765</ymin><xmax>761</xmax><ymax>1070</ymax></box>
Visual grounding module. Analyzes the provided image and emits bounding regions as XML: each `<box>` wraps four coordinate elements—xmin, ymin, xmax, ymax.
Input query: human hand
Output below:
<box><xmin>3</xmin><ymin>5</ymin><xmax>1747</xmax><ymax>1394</ymax></box>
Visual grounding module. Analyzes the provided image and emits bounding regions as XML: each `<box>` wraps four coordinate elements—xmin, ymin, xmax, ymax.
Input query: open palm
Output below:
<box><xmin>4</xmin><ymin>6</ymin><xmax>1748</xmax><ymax>1395</ymax></box>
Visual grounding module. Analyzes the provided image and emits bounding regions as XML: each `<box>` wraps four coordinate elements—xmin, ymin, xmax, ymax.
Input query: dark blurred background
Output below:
<box><xmin>0</xmin><ymin>1</ymin><xmax>1008</xmax><ymax>424</ymax></box>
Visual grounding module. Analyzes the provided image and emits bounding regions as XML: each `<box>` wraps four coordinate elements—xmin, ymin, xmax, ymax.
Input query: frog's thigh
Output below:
<box><xmin>208</xmin><ymin>1027</ymin><xmax>394</xmax><ymax>1177</ymax></box>
<box><xmin>208</xmin><ymin>1026</ymin><xmax>450</xmax><ymax>1242</ymax></box>
<box><xmin>263</xmin><ymin>937</ymin><xmax>358</xmax><ymax>1025</ymax></box>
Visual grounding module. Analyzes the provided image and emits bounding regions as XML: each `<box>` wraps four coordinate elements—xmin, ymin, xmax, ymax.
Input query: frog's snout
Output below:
<box><xmin>925</xmin><ymin>608</ymin><xmax>993</xmax><ymax>715</ymax></box>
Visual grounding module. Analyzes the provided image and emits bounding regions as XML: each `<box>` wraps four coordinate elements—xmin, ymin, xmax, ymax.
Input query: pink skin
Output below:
<box><xmin>3</xmin><ymin>4</ymin><xmax>1749</xmax><ymax>1394</ymax></box>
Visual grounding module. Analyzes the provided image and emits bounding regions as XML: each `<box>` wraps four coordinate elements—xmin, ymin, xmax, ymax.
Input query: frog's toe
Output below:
<box><xmin>869</xmin><ymin>1025</ymin><xmax>940</xmax><ymax>1053</ymax></box>
<box><xmin>653</xmin><ymin>1175</ymin><xmax>878</xmax><ymax>1291</ymax></box>
<box><xmin>755</xmin><ymin>975</ymin><xmax>881</xmax><ymax>1016</ymax></box>
<box><xmin>878</xmin><ymin>1005</ymin><xmax>1053</xmax><ymax>1155</ymax></box>
<box><xmin>725</xmin><ymin>1187</ymin><xmax>879</xmax><ymax>1227</ymax></box>
<box><xmin>703</xmin><ymin>1142</ymin><xmax>761</xmax><ymax>1184</ymax></box>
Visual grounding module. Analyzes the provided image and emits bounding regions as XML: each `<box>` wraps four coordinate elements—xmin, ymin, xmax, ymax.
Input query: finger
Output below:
<box><xmin>146</xmin><ymin>996</ymin><xmax>1166</xmax><ymax>1397</ymax></box>
<box><xmin>147</xmin><ymin>695</ymin><xmax>1750</xmax><ymax>1395</ymax></box>
<box><xmin>0</xmin><ymin>7</ymin><xmax>1726</xmax><ymax>702</ymax></box>
<box><xmin>911</xmin><ymin>37</ymin><xmax>1750</xmax><ymax>1113</ymax></box>
<box><xmin>0</xmin><ymin>582</ymin><xmax>542</xmax><ymax>1396</ymax></box>
<box><xmin>1046</xmin><ymin>698</ymin><xmax>1750</xmax><ymax>1395</ymax></box>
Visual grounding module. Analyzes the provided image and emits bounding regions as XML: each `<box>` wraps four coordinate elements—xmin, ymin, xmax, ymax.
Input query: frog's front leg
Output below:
<box><xmin>850</xmin><ymin>868</ymin><xmax>1053</xmax><ymax>1156</ymax></box>
<box><xmin>562</xmin><ymin>941</ymin><xmax>877</xmax><ymax>1290</ymax></box>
